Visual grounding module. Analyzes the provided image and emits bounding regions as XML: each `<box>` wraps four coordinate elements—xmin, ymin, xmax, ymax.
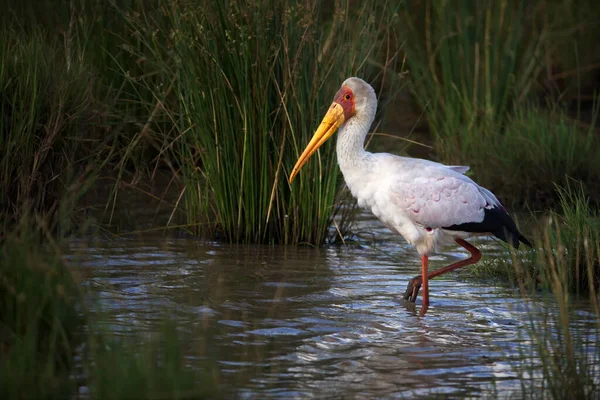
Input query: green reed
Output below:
<box><xmin>401</xmin><ymin>0</ymin><xmax>547</xmax><ymax>162</ymax></box>
<box><xmin>512</xmin><ymin>191</ymin><xmax>600</xmax><ymax>398</ymax></box>
<box><xmin>473</xmin><ymin>103</ymin><xmax>599</xmax><ymax>206</ymax></box>
<box><xmin>461</xmin><ymin>183</ymin><xmax>600</xmax><ymax>397</ymax></box>
<box><xmin>131</xmin><ymin>0</ymin><xmax>401</xmax><ymax>244</ymax></box>
<box><xmin>399</xmin><ymin>0</ymin><xmax>600</xmax><ymax>207</ymax></box>
<box><xmin>465</xmin><ymin>182</ymin><xmax>599</xmax><ymax>290</ymax></box>
<box><xmin>0</xmin><ymin>27</ymin><xmax>103</xmax><ymax>234</ymax></box>
<box><xmin>0</xmin><ymin>225</ymin><xmax>83</xmax><ymax>399</ymax></box>
<box><xmin>0</xmin><ymin>221</ymin><xmax>220</xmax><ymax>399</ymax></box>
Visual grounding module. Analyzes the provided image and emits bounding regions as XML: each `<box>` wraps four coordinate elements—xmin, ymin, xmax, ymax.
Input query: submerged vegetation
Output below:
<box><xmin>0</xmin><ymin>226</ymin><xmax>220</xmax><ymax>399</ymax></box>
<box><xmin>513</xmin><ymin>245</ymin><xmax>600</xmax><ymax>399</ymax></box>
<box><xmin>1</xmin><ymin>0</ymin><xmax>600</xmax><ymax>398</ymax></box>
<box><xmin>0</xmin><ymin>226</ymin><xmax>83</xmax><ymax>398</ymax></box>
<box><xmin>513</xmin><ymin>186</ymin><xmax>600</xmax><ymax>398</ymax></box>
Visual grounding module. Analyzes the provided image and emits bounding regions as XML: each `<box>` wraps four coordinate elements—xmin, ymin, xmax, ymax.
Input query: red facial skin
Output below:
<box><xmin>333</xmin><ymin>86</ymin><xmax>356</xmax><ymax>121</ymax></box>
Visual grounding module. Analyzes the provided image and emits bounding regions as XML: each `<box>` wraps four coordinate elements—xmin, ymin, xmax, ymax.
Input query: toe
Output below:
<box><xmin>404</xmin><ymin>277</ymin><xmax>421</xmax><ymax>303</ymax></box>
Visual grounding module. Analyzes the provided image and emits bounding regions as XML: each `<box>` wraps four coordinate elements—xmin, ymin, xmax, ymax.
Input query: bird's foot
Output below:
<box><xmin>403</xmin><ymin>276</ymin><xmax>422</xmax><ymax>303</ymax></box>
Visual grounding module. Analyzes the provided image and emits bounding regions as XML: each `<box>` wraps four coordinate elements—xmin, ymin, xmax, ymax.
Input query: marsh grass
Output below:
<box><xmin>485</xmin><ymin>105</ymin><xmax>600</xmax><ymax>206</ymax></box>
<box><xmin>456</xmin><ymin>182</ymin><xmax>600</xmax><ymax>396</ymax></box>
<box><xmin>0</xmin><ymin>27</ymin><xmax>103</xmax><ymax>234</ymax></box>
<box><xmin>85</xmin><ymin>321</ymin><xmax>220</xmax><ymax>399</ymax></box>
<box><xmin>540</xmin><ymin>0</ymin><xmax>600</xmax><ymax>100</ymax></box>
<box><xmin>514</xmin><ymin>258</ymin><xmax>600</xmax><ymax>399</ymax></box>
<box><xmin>512</xmin><ymin>203</ymin><xmax>600</xmax><ymax>398</ymax></box>
<box><xmin>460</xmin><ymin>184</ymin><xmax>600</xmax><ymax>397</ymax></box>
<box><xmin>126</xmin><ymin>0</ymin><xmax>402</xmax><ymax>244</ymax></box>
<box><xmin>0</xmin><ymin>225</ymin><xmax>83</xmax><ymax>399</ymax></box>
<box><xmin>0</xmin><ymin>224</ymin><xmax>220</xmax><ymax>399</ymax></box>
<box><xmin>2</xmin><ymin>1</ymin><xmax>600</xmax><ymax>397</ymax></box>
<box><xmin>458</xmin><ymin>103</ymin><xmax>600</xmax><ymax>207</ymax></box>
<box><xmin>542</xmin><ymin>183</ymin><xmax>600</xmax><ymax>292</ymax></box>
<box><xmin>464</xmin><ymin>183</ymin><xmax>599</xmax><ymax>290</ymax></box>
<box><xmin>1</xmin><ymin>1</ymin><xmax>184</xmax><ymax>233</ymax></box>
<box><xmin>508</xmin><ymin>183</ymin><xmax>600</xmax><ymax>293</ymax></box>
<box><xmin>399</xmin><ymin>0</ymin><xmax>600</xmax><ymax>207</ymax></box>
<box><xmin>401</xmin><ymin>0</ymin><xmax>547</xmax><ymax>162</ymax></box>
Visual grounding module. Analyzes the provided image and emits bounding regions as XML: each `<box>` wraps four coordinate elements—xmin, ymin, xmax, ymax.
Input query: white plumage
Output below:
<box><xmin>289</xmin><ymin>77</ymin><xmax>530</xmax><ymax>315</ymax></box>
<box><xmin>346</xmin><ymin>155</ymin><xmax>501</xmax><ymax>254</ymax></box>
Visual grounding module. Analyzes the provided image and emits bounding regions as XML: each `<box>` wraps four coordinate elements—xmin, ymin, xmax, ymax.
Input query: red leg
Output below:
<box><xmin>403</xmin><ymin>239</ymin><xmax>482</xmax><ymax>310</ymax></box>
<box><xmin>428</xmin><ymin>239</ymin><xmax>482</xmax><ymax>279</ymax></box>
<box><xmin>420</xmin><ymin>255</ymin><xmax>429</xmax><ymax>316</ymax></box>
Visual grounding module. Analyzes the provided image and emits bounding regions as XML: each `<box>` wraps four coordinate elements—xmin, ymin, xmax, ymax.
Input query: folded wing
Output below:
<box><xmin>390</xmin><ymin>174</ymin><xmax>491</xmax><ymax>228</ymax></box>
<box><xmin>389</xmin><ymin>169</ymin><xmax>530</xmax><ymax>248</ymax></box>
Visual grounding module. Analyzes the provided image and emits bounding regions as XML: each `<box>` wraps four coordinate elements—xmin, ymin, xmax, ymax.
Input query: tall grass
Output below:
<box><xmin>0</xmin><ymin>225</ymin><xmax>83</xmax><ymax>399</ymax></box>
<box><xmin>1</xmin><ymin>2</ymin><xmax>183</xmax><ymax>232</ymax></box>
<box><xmin>543</xmin><ymin>183</ymin><xmax>600</xmax><ymax>293</ymax></box>
<box><xmin>401</xmin><ymin>0</ymin><xmax>548</xmax><ymax>163</ymax></box>
<box><xmin>471</xmin><ymin>104</ymin><xmax>600</xmax><ymax>206</ymax></box>
<box><xmin>512</xmin><ymin>185</ymin><xmax>600</xmax><ymax>398</ymax></box>
<box><xmin>400</xmin><ymin>0</ymin><xmax>600</xmax><ymax>207</ymax></box>
<box><xmin>540</xmin><ymin>0</ymin><xmax>600</xmax><ymax>100</ymax></box>
<box><xmin>512</xmin><ymin>182</ymin><xmax>600</xmax><ymax>293</ymax></box>
<box><xmin>467</xmin><ymin>182</ymin><xmax>600</xmax><ymax>291</ymax></box>
<box><xmin>0</xmin><ymin>27</ymin><xmax>102</xmax><ymax>234</ymax></box>
<box><xmin>0</xmin><ymin>223</ymin><xmax>220</xmax><ymax>399</ymax></box>
<box><xmin>515</xmin><ymin>249</ymin><xmax>600</xmax><ymax>399</ymax></box>
<box><xmin>462</xmin><ymin>184</ymin><xmax>600</xmax><ymax>397</ymax></box>
<box><xmin>129</xmin><ymin>0</ymin><xmax>401</xmax><ymax>244</ymax></box>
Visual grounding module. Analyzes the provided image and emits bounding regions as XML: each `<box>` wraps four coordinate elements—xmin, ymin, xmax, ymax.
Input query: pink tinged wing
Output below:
<box><xmin>390</xmin><ymin>176</ymin><xmax>488</xmax><ymax>228</ymax></box>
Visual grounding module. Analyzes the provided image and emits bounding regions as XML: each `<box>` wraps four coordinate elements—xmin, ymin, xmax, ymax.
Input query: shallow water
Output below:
<box><xmin>67</xmin><ymin>216</ymin><xmax>596</xmax><ymax>398</ymax></box>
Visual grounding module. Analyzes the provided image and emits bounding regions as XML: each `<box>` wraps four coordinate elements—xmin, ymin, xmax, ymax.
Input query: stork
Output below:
<box><xmin>288</xmin><ymin>77</ymin><xmax>531</xmax><ymax>315</ymax></box>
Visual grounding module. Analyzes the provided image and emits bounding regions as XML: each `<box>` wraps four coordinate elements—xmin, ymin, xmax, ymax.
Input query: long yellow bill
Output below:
<box><xmin>288</xmin><ymin>103</ymin><xmax>346</xmax><ymax>183</ymax></box>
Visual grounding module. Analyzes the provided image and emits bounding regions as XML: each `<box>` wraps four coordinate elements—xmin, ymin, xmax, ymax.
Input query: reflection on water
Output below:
<box><xmin>66</xmin><ymin>217</ymin><xmax>596</xmax><ymax>398</ymax></box>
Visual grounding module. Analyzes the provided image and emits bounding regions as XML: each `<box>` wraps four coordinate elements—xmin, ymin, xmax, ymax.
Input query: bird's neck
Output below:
<box><xmin>336</xmin><ymin>109</ymin><xmax>375</xmax><ymax>175</ymax></box>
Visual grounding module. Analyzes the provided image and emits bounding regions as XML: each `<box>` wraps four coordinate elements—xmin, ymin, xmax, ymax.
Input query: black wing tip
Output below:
<box><xmin>495</xmin><ymin>220</ymin><xmax>532</xmax><ymax>249</ymax></box>
<box><xmin>445</xmin><ymin>205</ymin><xmax>532</xmax><ymax>249</ymax></box>
<box><xmin>518</xmin><ymin>233</ymin><xmax>533</xmax><ymax>248</ymax></box>
<box><xmin>500</xmin><ymin>229</ymin><xmax>532</xmax><ymax>249</ymax></box>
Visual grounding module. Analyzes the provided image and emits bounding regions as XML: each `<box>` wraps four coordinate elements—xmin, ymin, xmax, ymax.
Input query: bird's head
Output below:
<box><xmin>288</xmin><ymin>77</ymin><xmax>375</xmax><ymax>183</ymax></box>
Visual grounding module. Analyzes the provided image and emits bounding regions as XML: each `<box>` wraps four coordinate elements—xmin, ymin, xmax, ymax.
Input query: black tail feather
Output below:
<box><xmin>495</xmin><ymin>226</ymin><xmax>532</xmax><ymax>249</ymax></box>
<box><xmin>517</xmin><ymin>232</ymin><xmax>532</xmax><ymax>248</ymax></box>
<box><xmin>444</xmin><ymin>206</ymin><xmax>532</xmax><ymax>249</ymax></box>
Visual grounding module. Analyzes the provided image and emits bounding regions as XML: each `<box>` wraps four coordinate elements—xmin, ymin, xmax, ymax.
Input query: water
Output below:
<box><xmin>66</xmin><ymin>216</ymin><xmax>596</xmax><ymax>398</ymax></box>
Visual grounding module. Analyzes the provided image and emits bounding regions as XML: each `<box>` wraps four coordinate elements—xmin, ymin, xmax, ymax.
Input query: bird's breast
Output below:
<box><xmin>341</xmin><ymin>167</ymin><xmax>377</xmax><ymax>209</ymax></box>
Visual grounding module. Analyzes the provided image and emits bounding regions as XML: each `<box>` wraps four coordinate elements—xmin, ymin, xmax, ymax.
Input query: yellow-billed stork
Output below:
<box><xmin>289</xmin><ymin>77</ymin><xmax>531</xmax><ymax>315</ymax></box>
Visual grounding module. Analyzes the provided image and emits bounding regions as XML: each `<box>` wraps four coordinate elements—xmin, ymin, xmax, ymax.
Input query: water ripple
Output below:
<box><xmin>66</xmin><ymin>232</ymin><xmax>598</xmax><ymax>398</ymax></box>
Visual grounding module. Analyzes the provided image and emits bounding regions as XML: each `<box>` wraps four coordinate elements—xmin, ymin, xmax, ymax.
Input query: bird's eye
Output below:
<box><xmin>344</xmin><ymin>94</ymin><xmax>352</xmax><ymax>100</ymax></box>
